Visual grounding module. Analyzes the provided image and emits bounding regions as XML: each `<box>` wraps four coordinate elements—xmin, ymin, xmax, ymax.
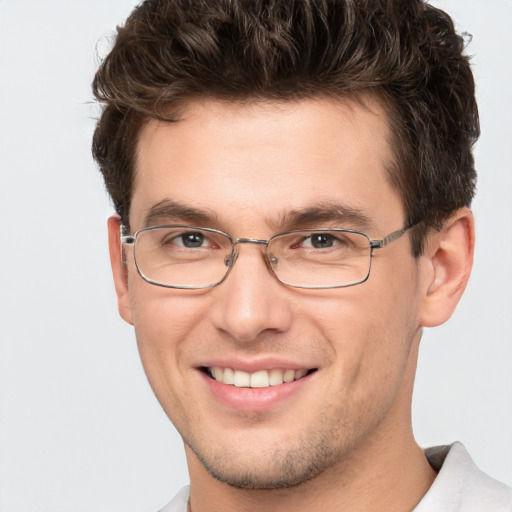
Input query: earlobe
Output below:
<box><xmin>419</xmin><ymin>208</ymin><xmax>475</xmax><ymax>328</ymax></box>
<box><xmin>107</xmin><ymin>215</ymin><xmax>134</xmax><ymax>325</ymax></box>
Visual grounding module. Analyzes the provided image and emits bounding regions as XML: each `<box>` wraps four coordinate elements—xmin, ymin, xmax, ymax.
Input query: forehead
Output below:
<box><xmin>131</xmin><ymin>97</ymin><xmax>403</xmax><ymax>233</ymax></box>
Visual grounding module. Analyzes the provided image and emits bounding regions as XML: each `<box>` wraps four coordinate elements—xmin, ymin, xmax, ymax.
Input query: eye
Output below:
<box><xmin>154</xmin><ymin>227</ymin><xmax>231</xmax><ymax>253</ymax></box>
<box><xmin>305</xmin><ymin>233</ymin><xmax>335</xmax><ymax>249</ymax></box>
<box><xmin>300</xmin><ymin>232</ymin><xmax>347</xmax><ymax>249</ymax></box>
<box><xmin>158</xmin><ymin>230</ymin><xmax>210</xmax><ymax>249</ymax></box>
<box><xmin>175</xmin><ymin>231</ymin><xmax>206</xmax><ymax>248</ymax></box>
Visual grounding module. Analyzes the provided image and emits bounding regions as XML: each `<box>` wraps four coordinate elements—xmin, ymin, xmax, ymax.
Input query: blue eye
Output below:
<box><xmin>308</xmin><ymin>233</ymin><xmax>335</xmax><ymax>249</ymax></box>
<box><xmin>300</xmin><ymin>233</ymin><xmax>348</xmax><ymax>249</ymax></box>
<box><xmin>179</xmin><ymin>232</ymin><xmax>205</xmax><ymax>248</ymax></box>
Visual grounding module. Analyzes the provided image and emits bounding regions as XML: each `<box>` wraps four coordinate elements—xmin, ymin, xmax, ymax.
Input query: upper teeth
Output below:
<box><xmin>209</xmin><ymin>367</ymin><xmax>309</xmax><ymax>388</ymax></box>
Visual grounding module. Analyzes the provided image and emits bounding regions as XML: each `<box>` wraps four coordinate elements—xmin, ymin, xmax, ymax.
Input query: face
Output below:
<box><xmin>112</xmin><ymin>97</ymin><xmax>429</xmax><ymax>489</ymax></box>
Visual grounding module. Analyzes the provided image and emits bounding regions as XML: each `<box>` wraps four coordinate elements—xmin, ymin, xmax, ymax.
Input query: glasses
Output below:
<box><xmin>120</xmin><ymin>223</ymin><xmax>416</xmax><ymax>290</ymax></box>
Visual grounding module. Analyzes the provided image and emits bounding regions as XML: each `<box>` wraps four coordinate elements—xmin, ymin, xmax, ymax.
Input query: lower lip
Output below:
<box><xmin>200</xmin><ymin>371</ymin><xmax>313</xmax><ymax>413</ymax></box>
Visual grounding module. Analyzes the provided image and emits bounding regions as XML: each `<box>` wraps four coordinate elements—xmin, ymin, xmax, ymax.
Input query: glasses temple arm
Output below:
<box><xmin>120</xmin><ymin>224</ymin><xmax>135</xmax><ymax>244</ymax></box>
<box><xmin>369</xmin><ymin>222</ymin><xmax>419</xmax><ymax>250</ymax></box>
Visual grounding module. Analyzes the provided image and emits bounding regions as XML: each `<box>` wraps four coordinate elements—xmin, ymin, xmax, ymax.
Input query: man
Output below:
<box><xmin>92</xmin><ymin>0</ymin><xmax>512</xmax><ymax>510</ymax></box>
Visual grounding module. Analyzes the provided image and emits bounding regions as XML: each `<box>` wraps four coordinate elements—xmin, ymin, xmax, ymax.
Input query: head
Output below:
<box><xmin>93</xmin><ymin>0</ymin><xmax>478</xmax><ymax>256</ymax></box>
<box><xmin>93</xmin><ymin>0</ymin><xmax>478</xmax><ymax>493</ymax></box>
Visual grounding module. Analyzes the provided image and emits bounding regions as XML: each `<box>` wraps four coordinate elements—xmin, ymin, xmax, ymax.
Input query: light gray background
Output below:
<box><xmin>0</xmin><ymin>1</ymin><xmax>510</xmax><ymax>511</ymax></box>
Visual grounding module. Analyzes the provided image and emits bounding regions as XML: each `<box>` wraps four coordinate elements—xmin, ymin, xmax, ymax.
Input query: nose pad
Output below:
<box><xmin>268</xmin><ymin>254</ymin><xmax>279</xmax><ymax>266</ymax></box>
<box><xmin>266</xmin><ymin>253</ymin><xmax>279</xmax><ymax>277</ymax></box>
<box><xmin>224</xmin><ymin>250</ymin><xmax>238</xmax><ymax>268</ymax></box>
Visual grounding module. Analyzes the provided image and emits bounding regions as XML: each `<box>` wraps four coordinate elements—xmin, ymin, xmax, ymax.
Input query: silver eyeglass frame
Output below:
<box><xmin>120</xmin><ymin>222</ymin><xmax>418</xmax><ymax>290</ymax></box>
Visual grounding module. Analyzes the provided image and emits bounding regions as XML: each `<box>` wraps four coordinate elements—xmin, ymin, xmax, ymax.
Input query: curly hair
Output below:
<box><xmin>92</xmin><ymin>0</ymin><xmax>479</xmax><ymax>255</ymax></box>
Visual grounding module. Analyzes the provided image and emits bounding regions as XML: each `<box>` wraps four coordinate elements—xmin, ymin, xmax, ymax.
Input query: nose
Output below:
<box><xmin>209</xmin><ymin>244</ymin><xmax>293</xmax><ymax>343</ymax></box>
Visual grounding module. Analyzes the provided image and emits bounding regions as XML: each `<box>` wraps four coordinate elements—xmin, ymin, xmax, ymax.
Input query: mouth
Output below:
<box><xmin>202</xmin><ymin>366</ymin><xmax>317</xmax><ymax>388</ymax></box>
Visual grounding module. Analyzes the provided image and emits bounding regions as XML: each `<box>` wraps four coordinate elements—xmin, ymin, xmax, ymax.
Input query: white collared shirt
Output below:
<box><xmin>413</xmin><ymin>442</ymin><xmax>512</xmax><ymax>511</ymax></box>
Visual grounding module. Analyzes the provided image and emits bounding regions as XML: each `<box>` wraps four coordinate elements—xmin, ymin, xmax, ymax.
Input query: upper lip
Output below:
<box><xmin>196</xmin><ymin>357</ymin><xmax>317</xmax><ymax>373</ymax></box>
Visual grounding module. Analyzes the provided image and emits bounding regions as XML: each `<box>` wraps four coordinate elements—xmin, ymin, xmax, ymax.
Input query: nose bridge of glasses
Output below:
<box><xmin>224</xmin><ymin>238</ymin><xmax>272</xmax><ymax>268</ymax></box>
<box><xmin>235</xmin><ymin>237</ymin><xmax>268</xmax><ymax>246</ymax></box>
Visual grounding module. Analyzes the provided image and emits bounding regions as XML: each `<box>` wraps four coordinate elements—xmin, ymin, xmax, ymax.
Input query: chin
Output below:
<box><xmin>188</xmin><ymin>434</ymin><xmax>343</xmax><ymax>490</ymax></box>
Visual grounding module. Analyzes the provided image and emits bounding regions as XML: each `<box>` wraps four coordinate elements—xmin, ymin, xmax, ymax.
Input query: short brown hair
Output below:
<box><xmin>92</xmin><ymin>0</ymin><xmax>479</xmax><ymax>255</ymax></box>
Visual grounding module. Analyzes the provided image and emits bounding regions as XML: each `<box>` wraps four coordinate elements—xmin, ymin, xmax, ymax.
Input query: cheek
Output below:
<box><xmin>128</xmin><ymin>284</ymin><xmax>208</xmax><ymax>379</ymax></box>
<box><xmin>130</xmin><ymin>276</ymin><xmax>206</xmax><ymax>337</ymax></box>
<box><xmin>128</xmin><ymin>289</ymin><xmax>210</xmax><ymax>423</ymax></box>
<box><xmin>308</xmin><ymin>269</ymin><xmax>421</xmax><ymax>391</ymax></box>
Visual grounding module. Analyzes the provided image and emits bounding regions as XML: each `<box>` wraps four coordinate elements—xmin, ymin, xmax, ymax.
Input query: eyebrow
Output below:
<box><xmin>143</xmin><ymin>199</ymin><xmax>219</xmax><ymax>227</ymax></box>
<box><xmin>274</xmin><ymin>202</ymin><xmax>375</xmax><ymax>232</ymax></box>
<box><xmin>143</xmin><ymin>199</ymin><xmax>375</xmax><ymax>233</ymax></box>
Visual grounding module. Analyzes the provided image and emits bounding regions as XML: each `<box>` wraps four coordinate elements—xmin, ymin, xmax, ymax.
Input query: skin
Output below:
<box><xmin>108</xmin><ymin>97</ymin><xmax>474</xmax><ymax>512</ymax></box>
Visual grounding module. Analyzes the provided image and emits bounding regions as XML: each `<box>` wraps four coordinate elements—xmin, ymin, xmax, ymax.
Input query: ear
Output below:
<box><xmin>419</xmin><ymin>208</ymin><xmax>475</xmax><ymax>327</ymax></box>
<box><xmin>107</xmin><ymin>215</ymin><xmax>134</xmax><ymax>325</ymax></box>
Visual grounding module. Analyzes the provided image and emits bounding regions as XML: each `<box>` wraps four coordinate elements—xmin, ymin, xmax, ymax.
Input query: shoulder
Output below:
<box><xmin>158</xmin><ymin>486</ymin><xmax>190</xmax><ymax>512</ymax></box>
<box><xmin>414</xmin><ymin>442</ymin><xmax>512</xmax><ymax>512</ymax></box>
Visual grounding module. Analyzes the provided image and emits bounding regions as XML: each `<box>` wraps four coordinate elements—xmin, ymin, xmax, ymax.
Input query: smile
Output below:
<box><xmin>206</xmin><ymin>367</ymin><xmax>315</xmax><ymax>388</ymax></box>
